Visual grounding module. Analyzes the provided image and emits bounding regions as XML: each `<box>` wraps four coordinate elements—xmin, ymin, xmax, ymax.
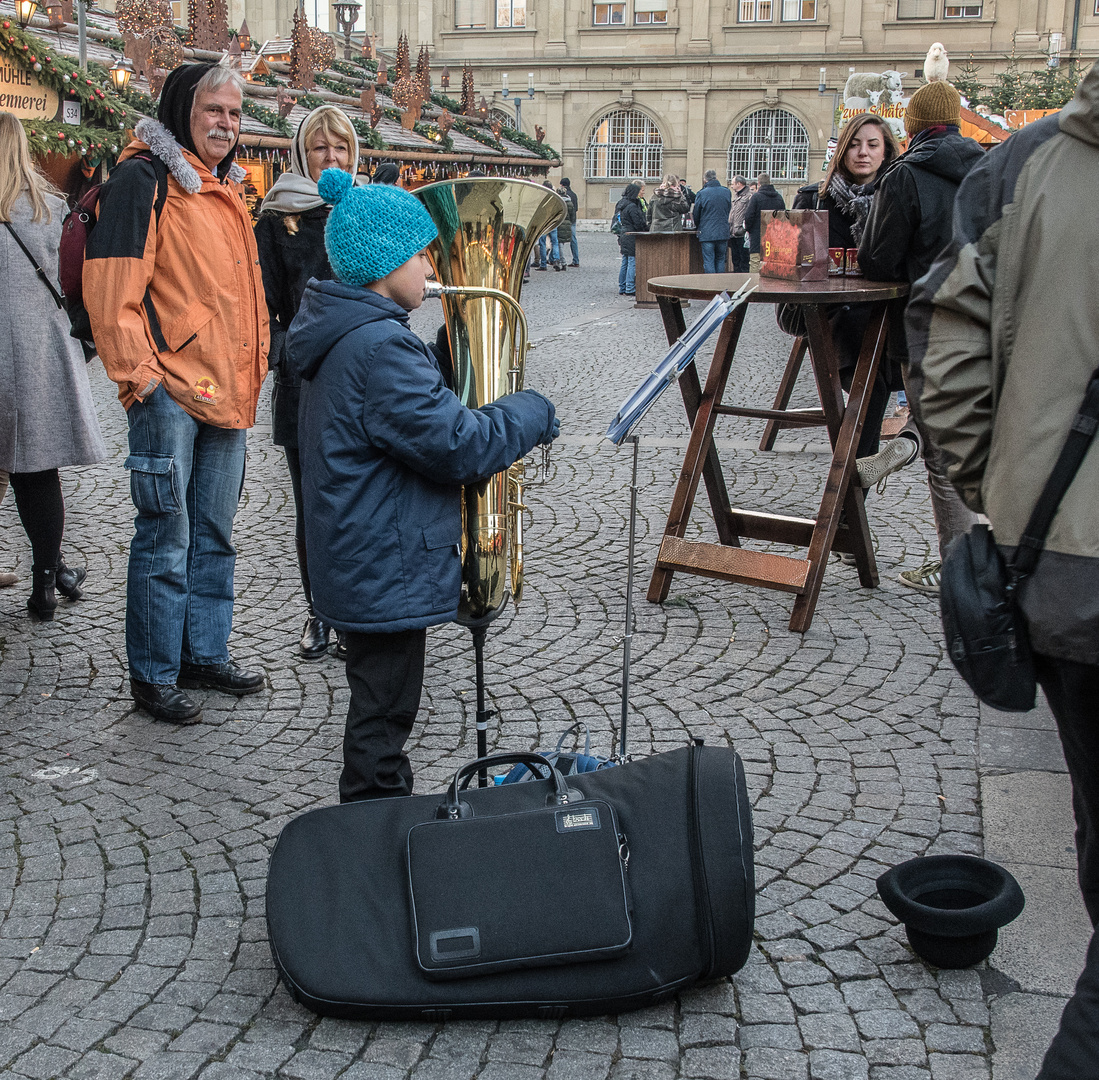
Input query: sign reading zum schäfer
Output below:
<box><xmin>0</xmin><ymin>55</ymin><xmax>61</xmax><ymax>122</ymax></box>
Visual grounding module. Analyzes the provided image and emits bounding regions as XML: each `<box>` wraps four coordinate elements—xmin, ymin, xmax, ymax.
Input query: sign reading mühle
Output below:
<box><xmin>0</xmin><ymin>55</ymin><xmax>61</xmax><ymax>121</ymax></box>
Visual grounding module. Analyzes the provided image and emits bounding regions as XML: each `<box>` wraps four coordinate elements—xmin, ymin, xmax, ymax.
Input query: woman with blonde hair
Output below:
<box><xmin>0</xmin><ymin>112</ymin><xmax>107</xmax><ymax>619</ymax></box>
<box><xmin>648</xmin><ymin>173</ymin><xmax>689</xmax><ymax>233</ymax></box>
<box><xmin>255</xmin><ymin>105</ymin><xmax>359</xmax><ymax>659</ymax></box>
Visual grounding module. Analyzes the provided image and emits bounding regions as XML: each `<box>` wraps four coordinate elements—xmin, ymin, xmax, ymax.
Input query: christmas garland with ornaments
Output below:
<box><xmin>1</xmin><ymin>21</ymin><xmax>138</xmax><ymax>163</ymax></box>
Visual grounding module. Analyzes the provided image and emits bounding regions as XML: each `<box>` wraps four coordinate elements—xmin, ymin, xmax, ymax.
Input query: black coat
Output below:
<box><xmin>859</xmin><ymin>128</ymin><xmax>984</xmax><ymax>362</ymax></box>
<box><xmin>743</xmin><ymin>185</ymin><xmax>786</xmax><ymax>254</ymax></box>
<box><xmin>615</xmin><ymin>197</ymin><xmax>648</xmax><ymax>257</ymax></box>
<box><xmin>859</xmin><ymin>129</ymin><xmax>985</xmax><ymax>287</ymax></box>
<box><xmin>254</xmin><ymin>205</ymin><xmax>334</xmax><ymax>447</ymax></box>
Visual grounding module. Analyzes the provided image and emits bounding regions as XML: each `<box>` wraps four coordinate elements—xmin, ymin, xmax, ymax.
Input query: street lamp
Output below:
<box><xmin>818</xmin><ymin>66</ymin><xmax>841</xmax><ymax>141</ymax></box>
<box><xmin>441</xmin><ymin>66</ymin><xmax>450</xmax><ymax>91</ymax></box>
<box><xmin>44</xmin><ymin>0</ymin><xmax>64</xmax><ymax>26</ymax></box>
<box><xmin>501</xmin><ymin>71</ymin><xmax>534</xmax><ymax>132</ymax></box>
<box><xmin>109</xmin><ymin>56</ymin><xmax>135</xmax><ymax>92</ymax></box>
<box><xmin>15</xmin><ymin>0</ymin><xmax>39</xmax><ymax>27</ymax></box>
<box><xmin>332</xmin><ymin>0</ymin><xmax>361</xmax><ymax>61</ymax></box>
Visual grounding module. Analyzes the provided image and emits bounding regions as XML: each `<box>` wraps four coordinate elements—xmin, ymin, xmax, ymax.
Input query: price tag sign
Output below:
<box><xmin>62</xmin><ymin>99</ymin><xmax>81</xmax><ymax>125</ymax></box>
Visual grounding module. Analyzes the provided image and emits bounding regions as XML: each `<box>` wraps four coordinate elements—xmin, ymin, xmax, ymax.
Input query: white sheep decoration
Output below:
<box><xmin>924</xmin><ymin>42</ymin><xmax>950</xmax><ymax>83</ymax></box>
<box><xmin>843</xmin><ymin>69</ymin><xmax>906</xmax><ymax>109</ymax></box>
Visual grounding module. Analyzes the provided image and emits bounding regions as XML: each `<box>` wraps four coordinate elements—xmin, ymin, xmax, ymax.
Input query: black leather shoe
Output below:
<box><xmin>130</xmin><ymin>680</ymin><xmax>202</xmax><ymax>724</ymax></box>
<box><xmin>334</xmin><ymin>633</ymin><xmax>347</xmax><ymax>661</ymax></box>
<box><xmin>299</xmin><ymin>614</ymin><xmax>330</xmax><ymax>659</ymax></box>
<box><xmin>56</xmin><ymin>560</ymin><xmax>86</xmax><ymax>600</ymax></box>
<box><xmin>27</xmin><ymin>566</ymin><xmax>57</xmax><ymax>620</ymax></box>
<box><xmin>178</xmin><ymin>659</ymin><xmax>265</xmax><ymax>695</ymax></box>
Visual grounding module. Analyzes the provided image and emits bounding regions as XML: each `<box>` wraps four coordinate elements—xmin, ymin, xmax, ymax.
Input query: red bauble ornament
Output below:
<box><xmin>2</xmin><ymin>20</ymin><xmax>9</xmax><ymax>28</ymax></box>
<box><xmin>29</xmin><ymin>55</ymin><xmax>35</xmax><ymax>62</ymax></box>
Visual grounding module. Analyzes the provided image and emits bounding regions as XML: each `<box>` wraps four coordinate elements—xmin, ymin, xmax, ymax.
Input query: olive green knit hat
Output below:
<box><xmin>905</xmin><ymin>81</ymin><xmax>962</xmax><ymax>135</ymax></box>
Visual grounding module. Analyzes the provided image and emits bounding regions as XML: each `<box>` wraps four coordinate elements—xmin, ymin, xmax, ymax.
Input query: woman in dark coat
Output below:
<box><xmin>255</xmin><ymin>106</ymin><xmax>359</xmax><ymax>658</ymax></box>
<box><xmin>789</xmin><ymin>114</ymin><xmax>902</xmax><ymax>464</ymax></box>
<box><xmin>614</xmin><ymin>182</ymin><xmax>648</xmax><ymax>296</ymax></box>
<box><xmin>0</xmin><ymin>112</ymin><xmax>106</xmax><ymax>619</ymax></box>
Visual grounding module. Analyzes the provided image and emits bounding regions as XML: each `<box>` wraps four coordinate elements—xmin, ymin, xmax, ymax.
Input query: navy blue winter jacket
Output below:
<box><xmin>690</xmin><ymin>179</ymin><xmax>733</xmax><ymax>243</ymax></box>
<box><xmin>288</xmin><ymin>281</ymin><xmax>556</xmax><ymax>634</ymax></box>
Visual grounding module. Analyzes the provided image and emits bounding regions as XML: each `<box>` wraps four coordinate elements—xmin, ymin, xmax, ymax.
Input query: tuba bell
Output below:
<box><xmin>415</xmin><ymin>178</ymin><xmax>566</xmax><ymax>622</ymax></box>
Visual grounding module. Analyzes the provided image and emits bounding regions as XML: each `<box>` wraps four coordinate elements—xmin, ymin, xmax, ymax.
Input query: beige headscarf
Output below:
<box><xmin>260</xmin><ymin>105</ymin><xmax>360</xmax><ymax>215</ymax></box>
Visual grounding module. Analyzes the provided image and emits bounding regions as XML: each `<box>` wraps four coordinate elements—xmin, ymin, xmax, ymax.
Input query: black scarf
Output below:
<box><xmin>157</xmin><ymin>63</ymin><xmax>238</xmax><ymax>179</ymax></box>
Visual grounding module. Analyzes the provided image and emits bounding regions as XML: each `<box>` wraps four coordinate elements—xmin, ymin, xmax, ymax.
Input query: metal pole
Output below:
<box><xmin>77</xmin><ymin>0</ymin><xmax>87</xmax><ymax>70</ymax></box>
<box><xmin>618</xmin><ymin>435</ymin><xmax>639</xmax><ymax>760</ymax></box>
<box><xmin>472</xmin><ymin>625</ymin><xmax>489</xmax><ymax>786</ymax></box>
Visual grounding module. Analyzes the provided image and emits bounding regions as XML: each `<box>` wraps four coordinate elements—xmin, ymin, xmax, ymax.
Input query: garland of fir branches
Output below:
<box><xmin>453</xmin><ymin>117</ymin><xmax>504</xmax><ymax>152</ymax></box>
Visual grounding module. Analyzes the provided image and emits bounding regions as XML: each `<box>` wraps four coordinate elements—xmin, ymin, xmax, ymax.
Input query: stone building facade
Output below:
<box><xmin>245</xmin><ymin>0</ymin><xmax>1098</xmax><ymax>216</ymax></box>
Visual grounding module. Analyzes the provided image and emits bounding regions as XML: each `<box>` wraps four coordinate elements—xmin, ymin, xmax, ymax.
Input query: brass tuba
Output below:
<box><xmin>415</xmin><ymin>178</ymin><xmax>566</xmax><ymax>622</ymax></box>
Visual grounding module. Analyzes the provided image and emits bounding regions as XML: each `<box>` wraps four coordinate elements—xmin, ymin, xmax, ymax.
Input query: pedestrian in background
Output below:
<box><xmin>647</xmin><ymin>174</ymin><xmax>689</xmax><ymax>233</ymax></box>
<box><xmin>555</xmin><ymin>187</ymin><xmax>574</xmax><ymax>259</ymax></box>
<box><xmin>560</xmin><ymin>177</ymin><xmax>580</xmax><ymax>266</ymax></box>
<box><xmin>536</xmin><ymin>181</ymin><xmax>564</xmax><ymax>270</ymax></box>
<box><xmin>613</xmin><ymin>182</ymin><xmax>647</xmax><ymax>297</ymax></box>
<box><xmin>727</xmin><ymin>175</ymin><xmax>751</xmax><ymax>273</ymax></box>
<box><xmin>85</xmin><ymin>64</ymin><xmax>269</xmax><ymax>724</ymax></box>
<box><xmin>256</xmin><ymin>105</ymin><xmax>359</xmax><ymax>661</ymax></box>
<box><xmin>911</xmin><ymin>60</ymin><xmax>1099</xmax><ymax>1077</ymax></box>
<box><xmin>743</xmin><ymin>172</ymin><xmax>785</xmax><ymax>273</ymax></box>
<box><xmin>691</xmin><ymin>168</ymin><xmax>732</xmax><ymax>273</ymax></box>
<box><xmin>857</xmin><ymin>80</ymin><xmax>983</xmax><ymax>595</ymax></box>
<box><xmin>0</xmin><ymin>112</ymin><xmax>106</xmax><ymax>620</ymax></box>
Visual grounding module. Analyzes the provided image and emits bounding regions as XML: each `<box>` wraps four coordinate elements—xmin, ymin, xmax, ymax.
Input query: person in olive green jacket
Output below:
<box><xmin>908</xmin><ymin>61</ymin><xmax>1099</xmax><ymax>1079</ymax></box>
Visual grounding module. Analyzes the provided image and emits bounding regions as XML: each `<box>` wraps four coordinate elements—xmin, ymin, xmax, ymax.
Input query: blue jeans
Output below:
<box><xmin>125</xmin><ymin>386</ymin><xmax>247</xmax><ymax>684</ymax></box>
<box><xmin>700</xmin><ymin>239</ymin><xmax>727</xmax><ymax>274</ymax></box>
<box><xmin>569</xmin><ymin>232</ymin><xmax>580</xmax><ymax>265</ymax></box>
<box><xmin>538</xmin><ymin>229</ymin><xmax>561</xmax><ymax>267</ymax></box>
<box><xmin>619</xmin><ymin>254</ymin><xmax>636</xmax><ymax>295</ymax></box>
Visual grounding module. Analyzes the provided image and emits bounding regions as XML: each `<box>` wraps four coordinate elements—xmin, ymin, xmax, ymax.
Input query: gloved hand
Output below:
<box><xmin>521</xmin><ymin>388</ymin><xmax>559</xmax><ymax>445</ymax></box>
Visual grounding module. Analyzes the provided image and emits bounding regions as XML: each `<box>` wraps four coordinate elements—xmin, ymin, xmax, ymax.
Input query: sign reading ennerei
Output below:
<box><xmin>0</xmin><ymin>55</ymin><xmax>60</xmax><ymax>121</ymax></box>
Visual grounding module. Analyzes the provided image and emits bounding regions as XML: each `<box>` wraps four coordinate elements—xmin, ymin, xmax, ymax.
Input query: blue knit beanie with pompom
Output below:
<box><xmin>318</xmin><ymin>168</ymin><xmax>439</xmax><ymax>286</ymax></box>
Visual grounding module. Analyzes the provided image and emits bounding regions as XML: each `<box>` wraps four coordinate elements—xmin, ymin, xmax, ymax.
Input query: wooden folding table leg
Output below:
<box><xmin>647</xmin><ymin>306</ymin><xmax>747</xmax><ymax>603</ymax></box>
<box><xmin>759</xmin><ymin>335</ymin><xmax>809</xmax><ymax>451</ymax></box>
<box><xmin>788</xmin><ymin>302</ymin><xmax>887</xmax><ymax>633</ymax></box>
<box><xmin>656</xmin><ymin>297</ymin><xmax>739</xmax><ymax>549</ymax></box>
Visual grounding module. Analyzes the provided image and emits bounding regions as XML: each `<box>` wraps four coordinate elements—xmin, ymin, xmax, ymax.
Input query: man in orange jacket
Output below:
<box><xmin>85</xmin><ymin>64</ymin><xmax>269</xmax><ymax>724</ymax></box>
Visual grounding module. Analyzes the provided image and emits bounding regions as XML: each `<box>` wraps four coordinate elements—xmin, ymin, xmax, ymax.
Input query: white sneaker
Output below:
<box><xmin>856</xmin><ymin>435</ymin><xmax>920</xmax><ymax>492</ymax></box>
<box><xmin>898</xmin><ymin>560</ymin><xmax>942</xmax><ymax>595</ymax></box>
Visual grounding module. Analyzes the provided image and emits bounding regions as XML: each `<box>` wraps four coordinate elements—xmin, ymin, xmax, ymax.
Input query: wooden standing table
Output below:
<box><xmin>646</xmin><ymin>273</ymin><xmax>909</xmax><ymax>633</ymax></box>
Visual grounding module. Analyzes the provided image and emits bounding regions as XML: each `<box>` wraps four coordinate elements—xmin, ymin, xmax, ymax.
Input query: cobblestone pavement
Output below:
<box><xmin>0</xmin><ymin>233</ymin><xmax>1006</xmax><ymax>1080</ymax></box>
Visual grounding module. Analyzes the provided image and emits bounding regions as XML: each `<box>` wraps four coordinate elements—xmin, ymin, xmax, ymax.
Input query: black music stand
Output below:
<box><xmin>457</xmin><ymin>594</ymin><xmax>509</xmax><ymax>787</ymax></box>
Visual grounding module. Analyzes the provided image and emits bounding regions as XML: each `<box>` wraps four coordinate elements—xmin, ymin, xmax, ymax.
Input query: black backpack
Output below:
<box><xmin>610</xmin><ymin>210</ymin><xmax>624</xmax><ymax>235</ymax></box>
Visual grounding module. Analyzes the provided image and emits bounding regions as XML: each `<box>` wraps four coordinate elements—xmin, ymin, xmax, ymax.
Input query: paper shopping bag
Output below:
<box><xmin>759</xmin><ymin>210</ymin><xmax>830</xmax><ymax>282</ymax></box>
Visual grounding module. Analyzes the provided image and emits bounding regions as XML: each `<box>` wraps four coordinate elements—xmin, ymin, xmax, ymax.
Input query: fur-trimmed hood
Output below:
<box><xmin>132</xmin><ymin>117</ymin><xmax>246</xmax><ymax>194</ymax></box>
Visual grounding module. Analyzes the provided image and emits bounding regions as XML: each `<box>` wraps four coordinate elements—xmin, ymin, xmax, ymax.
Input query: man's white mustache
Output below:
<box><xmin>205</xmin><ymin>127</ymin><xmax>233</xmax><ymax>142</ymax></box>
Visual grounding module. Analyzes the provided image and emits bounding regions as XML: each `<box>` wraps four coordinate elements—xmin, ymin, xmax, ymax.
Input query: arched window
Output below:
<box><xmin>727</xmin><ymin>108</ymin><xmax>810</xmax><ymax>183</ymax></box>
<box><xmin>584</xmin><ymin>109</ymin><xmax>664</xmax><ymax>181</ymax></box>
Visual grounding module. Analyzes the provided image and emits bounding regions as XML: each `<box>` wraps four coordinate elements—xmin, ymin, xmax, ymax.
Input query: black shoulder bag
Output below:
<box><xmin>4</xmin><ymin>220</ymin><xmax>65</xmax><ymax>309</ymax></box>
<box><xmin>940</xmin><ymin>366</ymin><xmax>1099</xmax><ymax>712</ymax></box>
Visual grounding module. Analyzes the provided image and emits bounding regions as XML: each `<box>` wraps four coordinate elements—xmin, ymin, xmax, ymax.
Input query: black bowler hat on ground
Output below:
<box><xmin>877</xmin><ymin>855</ymin><xmax>1025</xmax><ymax>969</ymax></box>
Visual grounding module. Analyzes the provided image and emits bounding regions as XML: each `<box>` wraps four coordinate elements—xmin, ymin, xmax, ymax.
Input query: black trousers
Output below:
<box><xmin>728</xmin><ymin>238</ymin><xmax>750</xmax><ymax>273</ymax></box>
<box><xmin>1036</xmin><ymin>653</ymin><xmax>1099</xmax><ymax>1078</ymax></box>
<box><xmin>340</xmin><ymin>627</ymin><xmax>427</xmax><ymax>803</ymax></box>
<box><xmin>9</xmin><ymin>469</ymin><xmax>64</xmax><ymax>570</ymax></box>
